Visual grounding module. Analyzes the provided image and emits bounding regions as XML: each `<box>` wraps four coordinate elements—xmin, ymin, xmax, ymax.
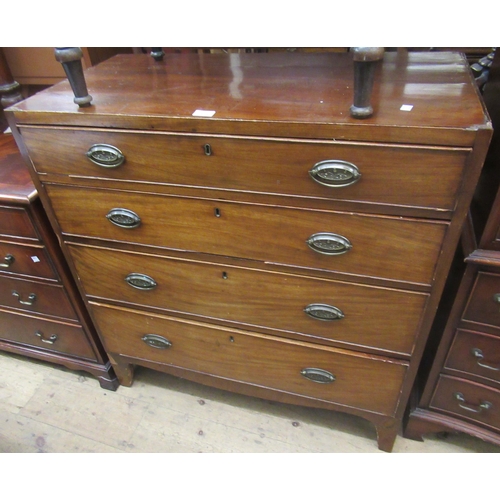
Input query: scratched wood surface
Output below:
<box><xmin>0</xmin><ymin>350</ymin><xmax>498</xmax><ymax>453</ymax></box>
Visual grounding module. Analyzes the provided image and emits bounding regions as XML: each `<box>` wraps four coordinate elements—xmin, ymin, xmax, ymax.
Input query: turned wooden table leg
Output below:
<box><xmin>54</xmin><ymin>47</ymin><xmax>92</xmax><ymax>107</ymax></box>
<box><xmin>350</xmin><ymin>47</ymin><xmax>385</xmax><ymax>119</ymax></box>
<box><xmin>0</xmin><ymin>48</ymin><xmax>23</xmax><ymax>109</ymax></box>
<box><xmin>151</xmin><ymin>48</ymin><xmax>165</xmax><ymax>61</ymax></box>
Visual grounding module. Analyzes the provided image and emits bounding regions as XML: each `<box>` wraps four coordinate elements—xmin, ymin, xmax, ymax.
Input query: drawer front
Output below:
<box><xmin>69</xmin><ymin>244</ymin><xmax>428</xmax><ymax>355</ymax></box>
<box><xmin>0</xmin><ymin>206</ymin><xmax>38</xmax><ymax>240</ymax></box>
<box><xmin>446</xmin><ymin>329</ymin><xmax>500</xmax><ymax>384</ymax></box>
<box><xmin>0</xmin><ymin>274</ymin><xmax>78</xmax><ymax>320</ymax></box>
<box><xmin>430</xmin><ymin>375</ymin><xmax>500</xmax><ymax>432</ymax></box>
<box><xmin>21</xmin><ymin>127</ymin><xmax>468</xmax><ymax>211</ymax></box>
<box><xmin>463</xmin><ymin>272</ymin><xmax>500</xmax><ymax>329</ymax></box>
<box><xmin>0</xmin><ymin>241</ymin><xmax>58</xmax><ymax>281</ymax></box>
<box><xmin>46</xmin><ymin>185</ymin><xmax>448</xmax><ymax>285</ymax></box>
<box><xmin>91</xmin><ymin>303</ymin><xmax>408</xmax><ymax>416</ymax></box>
<box><xmin>0</xmin><ymin>309</ymin><xmax>97</xmax><ymax>360</ymax></box>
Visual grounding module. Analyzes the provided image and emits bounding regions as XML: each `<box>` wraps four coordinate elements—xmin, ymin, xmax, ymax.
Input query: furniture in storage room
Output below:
<box><xmin>6</xmin><ymin>49</ymin><xmax>492</xmax><ymax>451</ymax></box>
<box><xmin>403</xmin><ymin>50</ymin><xmax>500</xmax><ymax>446</ymax></box>
<box><xmin>0</xmin><ymin>133</ymin><xmax>118</xmax><ymax>390</ymax></box>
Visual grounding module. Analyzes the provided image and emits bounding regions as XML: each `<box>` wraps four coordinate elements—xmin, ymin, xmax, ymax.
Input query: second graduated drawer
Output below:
<box><xmin>0</xmin><ymin>240</ymin><xmax>58</xmax><ymax>281</ymax></box>
<box><xmin>0</xmin><ymin>274</ymin><xmax>78</xmax><ymax>320</ymax></box>
<box><xmin>45</xmin><ymin>185</ymin><xmax>448</xmax><ymax>286</ymax></box>
<box><xmin>20</xmin><ymin>127</ymin><xmax>469</xmax><ymax>212</ymax></box>
<box><xmin>90</xmin><ymin>302</ymin><xmax>408</xmax><ymax>416</ymax></box>
<box><xmin>0</xmin><ymin>308</ymin><xmax>96</xmax><ymax>360</ymax></box>
<box><xmin>68</xmin><ymin>243</ymin><xmax>429</xmax><ymax>355</ymax></box>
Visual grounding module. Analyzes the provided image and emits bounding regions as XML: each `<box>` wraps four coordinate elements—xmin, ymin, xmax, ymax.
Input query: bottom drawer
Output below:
<box><xmin>90</xmin><ymin>302</ymin><xmax>408</xmax><ymax>416</ymax></box>
<box><xmin>430</xmin><ymin>375</ymin><xmax>500</xmax><ymax>432</ymax></box>
<box><xmin>0</xmin><ymin>308</ymin><xmax>97</xmax><ymax>361</ymax></box>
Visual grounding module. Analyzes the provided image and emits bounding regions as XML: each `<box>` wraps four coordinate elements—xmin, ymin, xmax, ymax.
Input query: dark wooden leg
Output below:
<box><xmin>151</xmin><ymin>48</ymin><xmax>165</xmax><ymax>61</ymax></box>
<box><xmin>0</xmin><ymin>48</ymin><xmax>23</xmax><ymax>109</ymax></box>
<box><xmin>54</xmin><ymin>47</ymin><xmax>92</xmax><ymax>107</ymax></box>
<box><xmin>109</xmin><ymin>354</ymin><xmax>135</xmax><ymax>387</ymax></box>
<box><xmin>375</xmin><ymin>417</ymin><xmax>400</xmax><ymax>452</ymax></box>
<box><xmin>350</xmin><ymin>47</ymin><xmax>384</xmax><ymax>119</ymax></box>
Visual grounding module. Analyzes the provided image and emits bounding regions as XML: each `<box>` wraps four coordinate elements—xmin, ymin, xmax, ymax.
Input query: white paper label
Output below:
<box><xmin>400</xmin><ymin>104</ymin><xmax>414</xmax><ymax>111</ymax></box>
<box><xmin>31</xmin><ymin>256</ymin><xmax>40</xmax><ymax>263</ymax></box>
<box><xmin>192</xmin><ymin>109</ymin><xmax>216</xmax><ymax>117</ymax></box>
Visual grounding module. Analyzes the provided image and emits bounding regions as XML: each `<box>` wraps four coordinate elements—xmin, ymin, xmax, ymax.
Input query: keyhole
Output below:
<box><xmin>229</xmin><ymin>336</ymin><xmax>234</xmax><ymax>343</ymax></box>
<box><xmin>214</xmin><ymin>208</ymin><xmax>221</xmax><ymax>218</ymax></box>
<box><xmin>222</xmin><ymin>272</ymin><xmax>228</xmax><ymax>279</ymax></box>
<box><xmin>204</xmin><ymin>144</ymin><xmax>212</xmax><ymax>156</ymax></box>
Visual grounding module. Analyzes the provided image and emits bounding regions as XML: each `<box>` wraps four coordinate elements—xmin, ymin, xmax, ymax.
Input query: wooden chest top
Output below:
<box><xmin>7</xmin><ymin>51</ymin><xmax>491</xmax><ymax>146</ymax></box>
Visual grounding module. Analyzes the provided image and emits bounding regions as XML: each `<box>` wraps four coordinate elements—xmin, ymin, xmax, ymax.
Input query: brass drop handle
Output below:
<box><xmin>142</xmin><ymin>334</ymin><xmax>172</xmax><ymax>349</ymax></box>
<box><xmin>304</xmin><ymin>303</ymin><xmax>344</xmax><ymax>321</ymax></box>
<box><xmin>12</xmin><ymin>291</ymin><xmax>37</xmax><ymax>306</ymax></box>
<box><xmin>300</xmin><ymin>368</ymin><xmax>336</xmax><ymax>384</ymax></box>
<box><xmin>106</xmin><ymin>208</ymin><xmax>141</xmax><ymax>229</ymax></box>
<box><xmin>306</xmin><ymin>233</ymin><xmax>352</xmax><ymax>255</ymax></box>
<box><xmin>0</xmin><ymin>254</ymin><xmax>15</xmax><ymax>268</ymax></box>
<box><xmin>86</xmin><ymin>144</ymin><xmax>125</xmax><ymax>168</ymax></box>
<box><xmin>35</xmin><ymin>330</ymin><xmax>58</xmax><ymax>344</ymax></box>
<box><xmin>309</xmin><ymin>160</ymin><xmax>361</xmax><ymax>188</ymax></box>
<box><xmin>454</xmin><ymin>392</ymin><xmax>492</xmax><ymax>413</ymax></box>
<box><xmin>471</xmin><ymin>348</ymin><xmax>500</xmax><ymax>371</ymax></box>
<box><xmin>125</xmin><ymin>273</ymin><xmax>157</xmax><ymax>290</ymax></box>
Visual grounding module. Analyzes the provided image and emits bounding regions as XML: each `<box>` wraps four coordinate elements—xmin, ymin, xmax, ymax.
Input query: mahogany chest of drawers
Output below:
<box><xmin>0</xmin><ymin>133</ymin><xmax>117</xmax><ymax>389</ymax></box>
<box><xmin>6</xmin><ymin>50</ymin><xmax>492</xmax><ymax>451</ymax></box>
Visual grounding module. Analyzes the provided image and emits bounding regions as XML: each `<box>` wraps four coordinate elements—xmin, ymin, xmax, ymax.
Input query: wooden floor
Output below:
<box><xmin>1</xmin><ymin>350</ymin><xmax>499</xmax><ymax>454</ymax></box>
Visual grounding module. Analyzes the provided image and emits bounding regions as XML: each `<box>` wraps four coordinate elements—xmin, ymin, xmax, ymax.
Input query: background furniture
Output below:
<box><xmin>404</xmin><ymin>51</ymin><xmax>500</xmax><ymax>445</ymax></box>
<box><xmin>0</xmin><ymin>133</ymin><xmax>118</xmax><ymax>389</ymax></box>
<box><xmin>6</xmin><ymin>49</ymin><xmax>491</xmax><ymax>451</ymax></box>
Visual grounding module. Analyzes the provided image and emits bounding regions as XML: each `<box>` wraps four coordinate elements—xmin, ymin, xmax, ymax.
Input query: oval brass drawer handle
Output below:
<box><xmin>306</xmin><ymin>232</ymin><xmax>352</xmax><ymax>255</ymax></box>
<box><xmin>454</xmin><ymin>392</ymin><xmax>492</xmax><ymax>413</ymax></box>
<box><xmin>304</xmin><ymin>303</ymin><xmax>344</xmax><ymax>321</ymax></box>
<box><xmin>309</xmin><ymin>160</ymin><xmax>361</xmax><ymax>188</ymax></box>
<box><xmin>106</xmin><ymin>208</ymin><xmax>141</xmax><ymax>229</ymax></box>
<box><xmin>142</xmin><ymin>334</ymin><xmax>172</xmax><ymax>349</ymax></box>
<box><xmin>86</xmin><ymin>144</ymin><xmax>125</xmax><ymax>168</ymax></box>
<box><xmin>300</xmin><ymin>368</ymin><xmax>336</xmax><ymax>384</ymax></box>
<box><xmin>12</xmin><ymin>290</ymin><xmax>37</xmax><ymax>306</ymax></box>
<box><xmin>0</xmin><ymin>254</ymin><xmax>15</xmax><ymax>268</ymax></box>
<box><xmin>125</xmin><ymin>273</ymin><xmax>157</xmax><ymax>290</ymax></box>
<box><xmin>471</xmin><ymin>348</ymin><xmax>500</xmax><ymax>371</ymax></box>
<box><xmin>35</xmin><ymin>330</ymin><xmax>58</xmax><ymax>344</ymax></box>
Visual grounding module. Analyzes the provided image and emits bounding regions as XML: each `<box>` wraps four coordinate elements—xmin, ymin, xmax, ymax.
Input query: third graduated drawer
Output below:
<box><xmin>67</xmin><ymin>243</ymin><xmax>429</xmax><ymax>356</ymax></box>
<box><xmin>45</xmin><ymin>184</ymin><xmax>448</xmax><ymax>286</ymax></box>
<box><xmin>19</xmin><ymin>126</ymin><xmax>470</xmax><ymax>213</ymax></box>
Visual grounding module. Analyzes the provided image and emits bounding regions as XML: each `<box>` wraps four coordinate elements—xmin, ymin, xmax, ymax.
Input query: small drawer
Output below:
<box><xmin>430</xmin><ymin>375</ymin><xmax>500</xmax><ymax>432</ymax></box>
<box><xmin>0</xmin><ymin>274</ymin><xmax>78</xmax><ymax>320</ymax></box>
<box><xmin>20</xmin><ymin>127</ymin><xmax>469</xmax><ymax>212</ymax></box>
<box><xmin>0</xmin><ymin>206</ymin><xmax>38</xmax><ymax>240</ymax></box>
<box><xmin>90</xmin><ymin>303</ymin><xmax>408</xmax><ymax>416</ymax></box>
<box><xmin>445</xmin><ymin>329</ymin><xmax>500</xmax><ymax>384</ymax></box>
<box><xmin>0</xmin><ymin>241</ymin><xmax>58</xmax><ymax>281</ymax></box>
<box><xmin>463</xmin><ymin>272</ymin><xmax>500</xmax><ymax>329</ymax></box>
<box><xmin>0</xmin><ymin>308</ymin><xmax>97</xmax><ymax>360</ymax></box>
<box><xmin>46</xmin><ymin>185</ymin><xmax>448</xmax><ymax>286</ymax></box>
<box><xmin>69</xmin><ymin>244</ymin><xmax>428</xmax><ymax>355</ymax></box>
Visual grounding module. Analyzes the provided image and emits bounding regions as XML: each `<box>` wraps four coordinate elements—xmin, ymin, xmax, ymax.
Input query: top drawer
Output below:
<box><xmin>20</xmin><ymin>127</ymin><xmax>469</xmax><ymax>213</ymax></box>
<box><xmin>0</xmin><ymin>206</ymin><xmax>38</xmax><ymax>240</ymax></box>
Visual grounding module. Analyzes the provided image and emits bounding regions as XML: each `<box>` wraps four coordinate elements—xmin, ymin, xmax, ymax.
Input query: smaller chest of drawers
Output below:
<box><xmin>0</xmin><ymin>133</ymin><xmax>117</xmax><ymax>390</ymax></box>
